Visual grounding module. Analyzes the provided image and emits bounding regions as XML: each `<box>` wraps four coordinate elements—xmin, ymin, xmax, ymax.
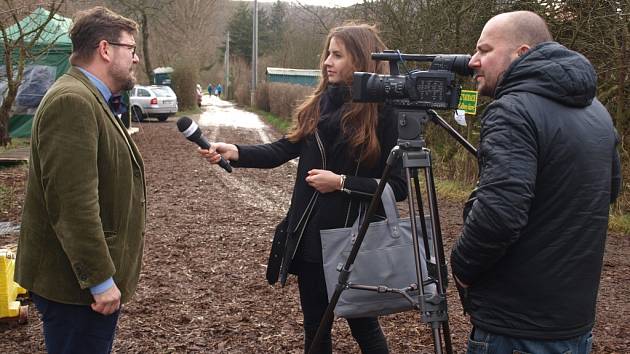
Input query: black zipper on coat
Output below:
<box><xmin>286</xmin><ymin>131</ymin><xmax>327</xmax><ymax>260</ymax></box>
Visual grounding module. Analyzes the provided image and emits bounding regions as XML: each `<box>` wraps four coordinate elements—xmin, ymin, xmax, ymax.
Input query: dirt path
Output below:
<box><xmin>1</xmin><ymin>99</ymin><xmax>628</xmax><ymax>353</ymax></box>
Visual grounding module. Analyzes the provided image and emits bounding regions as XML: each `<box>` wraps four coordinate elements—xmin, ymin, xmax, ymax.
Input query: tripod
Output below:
<box><xmin>307</xmin><ymin>109</ymin><xmax>476</xmax><ymax>354</ymax></box>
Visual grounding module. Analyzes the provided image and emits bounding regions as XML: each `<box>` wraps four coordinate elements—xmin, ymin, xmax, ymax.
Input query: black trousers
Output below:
<box><xmin>297</xmin><ymin>261</ymin><xmax>389</xmax><ymax>354</ymax></box>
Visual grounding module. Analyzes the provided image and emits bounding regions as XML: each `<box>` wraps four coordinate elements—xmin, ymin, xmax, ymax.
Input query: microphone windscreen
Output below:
<box><xmin>177</xmin><ymin>117</ymin><xmax>192</xmax><ymax>132</ymax></box>
<box><xmin>176</xmin><ymin>116</ymin><xmax>193</xmax><ymax>132</ymax></box>
<box><xmin>176</xmin><ymin>116</ymin><xmax>199</xmax><ymax>138</ymax></box>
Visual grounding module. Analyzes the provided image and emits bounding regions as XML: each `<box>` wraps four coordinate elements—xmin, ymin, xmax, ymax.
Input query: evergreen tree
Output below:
<box><xmin>226</xmin><ymin>4</ymin><xmax>253</xmax><ymax>61</ymax></box>
<box><xmin>269</xmin><ymin>1</ymin><xmax>287</xmax><ymax>51</ymax></box>
<box><xmin>224</xmin><ymin>3</ymin><xmax>274</xmax><ymax>64</ymax></box>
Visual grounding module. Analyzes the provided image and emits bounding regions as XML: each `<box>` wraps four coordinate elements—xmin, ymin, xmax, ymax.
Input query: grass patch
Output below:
<box><xmin>609</xmin><ymin>213</ymin><xmax>630</xmax><ymax>235</ymax></box>
<box><xmin>434</xmin><ymin>178</ymin><xmax>474</xmax><ymax>203</ymax></box>
<box><xmin>176</xmin><ymin>107</ymin><xmax>202</xmax><ymax>117</ymax></box>
<box><xmin>245</xmin><ymin>106</ymin><xmax>292</xmax><ymax>134</ymax></box>
<box><xmin>0</xmin><ymin>138</ymin><xmax>30</xmax><ymax>153</ymax></box>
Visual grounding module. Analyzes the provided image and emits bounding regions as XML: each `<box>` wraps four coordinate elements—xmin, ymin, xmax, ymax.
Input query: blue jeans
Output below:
<box><xmin>466</xmin><ymin>326</ymin><xmax>593</xmax><ymax>354</ymax></box>
<box><xmin>31</xmin><ymin>292</ymin><xmax>120</xmax><ymax>354</ymax></box>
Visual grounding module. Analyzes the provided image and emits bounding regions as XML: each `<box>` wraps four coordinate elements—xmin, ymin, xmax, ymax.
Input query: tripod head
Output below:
<box><xmin>391</xmin><ymin>105</ymin><xmax>478</xmax><ymax>157</ymax></box>
<box><xmin>395</xmin><ymin>108</ymin><xmax>429</xmax><ymax>150</ymax></box>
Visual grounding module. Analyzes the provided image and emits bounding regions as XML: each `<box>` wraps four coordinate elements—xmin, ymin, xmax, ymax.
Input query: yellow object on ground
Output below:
<box><xmin>0</xmin><ymin>248</ymin><xmax>27</xmax><ymax>318</ymax></box>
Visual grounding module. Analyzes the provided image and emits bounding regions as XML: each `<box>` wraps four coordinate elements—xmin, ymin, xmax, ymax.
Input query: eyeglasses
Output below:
<box><xmin>107</xmin><ymin>41</ymin><xmax>137</xmax><ymax>57</ymax></box>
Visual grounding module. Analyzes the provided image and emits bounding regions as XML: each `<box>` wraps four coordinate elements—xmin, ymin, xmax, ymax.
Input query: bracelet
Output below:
<box><xmin>339</xmin><ymin>174</ymin><xmax>346</xmax><ymax>191</ymax></box>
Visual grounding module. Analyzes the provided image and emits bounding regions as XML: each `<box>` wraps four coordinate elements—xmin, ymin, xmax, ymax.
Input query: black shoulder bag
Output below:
<box><xmin>266</xmin><ymin>213</ymin><xmax>289</xmax><ymax>284</ymax></box>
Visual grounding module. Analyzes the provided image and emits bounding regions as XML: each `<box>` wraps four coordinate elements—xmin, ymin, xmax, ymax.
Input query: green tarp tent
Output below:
<box><xmin>0</xmin><ymin>8</ymin><xmax>73</xmax><ymax>138</ymax></box>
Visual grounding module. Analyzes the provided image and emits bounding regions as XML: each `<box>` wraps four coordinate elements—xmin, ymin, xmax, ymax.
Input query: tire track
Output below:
<box><xmin>199</xmin><ymin>106</ymin><xmax>294</xmax><ymax>213</ymax></box>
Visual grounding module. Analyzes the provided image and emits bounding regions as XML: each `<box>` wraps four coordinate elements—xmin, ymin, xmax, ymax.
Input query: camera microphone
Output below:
<box><xmin>176</xmin><ymin>116</ymin><xmax>233</xmax><ymax>173</ymax></box>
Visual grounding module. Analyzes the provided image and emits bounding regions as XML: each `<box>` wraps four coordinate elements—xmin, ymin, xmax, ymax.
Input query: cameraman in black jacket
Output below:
<box><xmin>451</xmin><ymin>11</ymin><xmax>621</xmax><ymax>353</ymax></box>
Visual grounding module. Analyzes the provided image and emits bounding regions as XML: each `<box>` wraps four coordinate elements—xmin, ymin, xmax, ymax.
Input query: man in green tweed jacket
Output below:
<box><xmin>14</xmin><ymin>7</ymin><xmax>146</xmax><ymax>354</ymax></box>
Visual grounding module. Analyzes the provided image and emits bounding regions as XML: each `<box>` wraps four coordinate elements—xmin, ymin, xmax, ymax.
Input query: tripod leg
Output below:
<box><xmin>442</xmin><ymin>320</ymin><xmax>453</xmax><ymax>354</ymax></box>
<box><xmin>421</xmin><ymin>151</ymin><xmax>453</xmax><ymax>354</ymax></box>
<box><xmin>410</xmin><ymin>168</ymin><xmax>433</xmax><ymax>276</ymax></box>
<box><xmin>424</xmin><ymin>162</ymin><xmax>448</xmax><ymax>292</ymax></box>
<box><xmin>405</xmin><ymin>167</ymin><xmax>427</xmax><ymax>292</ymax></box>
<box><xmin>307</xmin><ymin>270</ymin><xmax>343</xmax><ymax>354</ymax></box>
<box><xmin>402</xmin><ymin>159</ymin><xmax>453</xmax><ymax>354</ymax></box>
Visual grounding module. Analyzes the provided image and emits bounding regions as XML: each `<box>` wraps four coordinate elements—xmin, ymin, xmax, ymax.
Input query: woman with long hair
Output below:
<box><xmin>200</xmin><ymin>23</ymin><xmax>407</xmax><ymax>353</ymax></box>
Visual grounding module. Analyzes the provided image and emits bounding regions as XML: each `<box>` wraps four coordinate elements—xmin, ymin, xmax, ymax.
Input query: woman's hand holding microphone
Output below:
<box><xmin>198</xmin><ymin>143</ymin><xmax>239</xmax><ymax>164</ymax></box>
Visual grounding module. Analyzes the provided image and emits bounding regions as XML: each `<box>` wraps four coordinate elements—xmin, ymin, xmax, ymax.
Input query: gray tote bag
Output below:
<box><xmin>320</xmin><ymin>183</ymin><xmax>436</xmax><ymax>318</ymax></box>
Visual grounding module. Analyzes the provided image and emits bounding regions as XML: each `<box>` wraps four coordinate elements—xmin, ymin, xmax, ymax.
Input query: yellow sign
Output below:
<box><xmin>458</xmin><ymin>90</ymin><xmax>478</xmax><ymax>115</ymax></box>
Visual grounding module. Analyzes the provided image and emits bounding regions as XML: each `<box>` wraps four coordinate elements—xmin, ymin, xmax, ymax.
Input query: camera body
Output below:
<box><xmin>352</xmin><ymin>51</ymin><xmax>472</xmax><ymax>110</ymax></box>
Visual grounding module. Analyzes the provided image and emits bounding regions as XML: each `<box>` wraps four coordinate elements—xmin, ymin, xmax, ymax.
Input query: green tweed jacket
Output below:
<box><xmin>14</xmin><ymin>67</ymin><xmax>146</xmax><ymax>305</ymax></box>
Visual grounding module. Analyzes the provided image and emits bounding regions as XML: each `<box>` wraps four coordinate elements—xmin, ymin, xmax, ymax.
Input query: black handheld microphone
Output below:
<box><xmin>176</xmin><ymin>116</ymin><xmax>232</xmax><ymax>173</ymax></box>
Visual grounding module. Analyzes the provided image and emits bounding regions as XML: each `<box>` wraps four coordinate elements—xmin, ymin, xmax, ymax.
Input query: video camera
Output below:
<box><xmin>352</xmin><ymin>51</ymin><xmax>473</xmax><ymax>109</ymax></box>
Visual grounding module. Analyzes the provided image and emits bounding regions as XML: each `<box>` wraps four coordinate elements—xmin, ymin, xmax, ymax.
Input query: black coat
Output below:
<box><xmin>450</xmin><ymin>42</ymin><xmax>622</xmax><ymax>339</ymax></box>
<box><xmin>233</xmin><ymin>86</ymin><xmax>407</xmax><ymax>282</ymax></box>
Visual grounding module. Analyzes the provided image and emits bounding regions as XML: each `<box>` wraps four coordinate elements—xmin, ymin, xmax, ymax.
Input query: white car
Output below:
<box><xmin>129</xmin><ymin>85</ymin><xmax>178</xmax><ymax>122</ymax></box>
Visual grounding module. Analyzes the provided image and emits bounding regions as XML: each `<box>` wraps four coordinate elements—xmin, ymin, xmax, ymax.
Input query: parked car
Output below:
<box><xmin>129</xmin><ymin>85</ymin><xmax>178</xmax><ymax>122</ymax></box>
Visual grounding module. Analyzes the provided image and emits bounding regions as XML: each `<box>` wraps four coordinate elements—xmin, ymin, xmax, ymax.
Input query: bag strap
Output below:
<box><xmin>380</xmin><ymin>181</ymin><xmax>401</xmax><ymax>220</ymax></box>
<box><xmin>291</xmin><ymin>130</ymin><xmax>325</xmax><ymax>233</ymax></box>
<box><xmin>381</xmin><ymin>183</ymin><xmax>402</xmax><ymax>237</ymax></box>
<box><xmin>343</xmin><ymin>163</ymin><xmax>361</xmax><ymax>227</ymax></box>
<box><xmin>288</xmin><ymin>130</ymin><xmax>325</xmax><ymax>235</ymax></box>
<box><xmin>315</xmin><ymin>130</ymin><xmax>326</xmax><ymax>170</ymax></box>
<box><xmin>357</xmin><ymin>180</ymin><xmax>400</xmax><ymax>220</ymax></box>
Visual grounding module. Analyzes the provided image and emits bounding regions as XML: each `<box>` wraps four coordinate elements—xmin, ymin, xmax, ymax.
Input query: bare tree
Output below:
<box><xmin>0</xmin><ymin>0</ymin><xmax>65</xmax><ymax>146</ymax></box>
<box><xmin>546</xmin><ymin>0</ymin><xmax>629</xmax><ymax>134</ymax></box>
<box><xmin>543</xmin><ymin>0</ymin><xmax>630</xmax><ymax>211</ymax></box>
<box><xmin>267</xmin><ymin>3</ymin><xmax>339</xmax><ymax>70</ymax></box>
<box><xmin>293</xmin><ymin>0</ymin><xmax>332</xmax><ymax>34</ymax></box>
<box><xmin>274</xmin><ymin>18</ymin><xmax>327</xmax><ymax>69</ymax></box>
<box><xmin>105</xmin><ymin>0</ymin><xmax>167</xmax><ymax>83</ymax></box>
<box><xmin>155</xmin><ymin>0</ymin><xmax>224</xmax><ymax>64</ymax></box>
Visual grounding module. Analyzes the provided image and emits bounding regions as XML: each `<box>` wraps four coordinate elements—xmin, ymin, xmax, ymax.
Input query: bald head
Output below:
<box><xmin>469</xmin><ymin>11</ymin><xmax>553</xmax><ymax>97</ymax></box>
<box><xmin>489</xmin><ymin>11</ymin><xmax>553</xmax><ymax>48</ymax></box>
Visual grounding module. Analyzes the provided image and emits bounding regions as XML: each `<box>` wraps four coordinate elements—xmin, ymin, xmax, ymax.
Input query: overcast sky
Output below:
<box><xmin>234</xmin><ymin>0</ymin><xmax>362</xmax><ymax>8</ymax></box>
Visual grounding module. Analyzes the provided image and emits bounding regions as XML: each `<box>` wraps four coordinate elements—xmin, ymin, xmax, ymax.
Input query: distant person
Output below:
<box><xmin>207</xmin><ymin>83</ymin><xmax>213</xmax><ymax>96</ymax></box>
<box><xmin>199</xmin><ymin>24</ymin><xmax>406</xmax><ymax>354</ymax></box>
<box><xmin>450</xmin><ymin>11</ymin><xmax>621</xmax><ymax>353</ymax></box>
<box><xmin>15</xmin><ymin>6</ymin><xmax>146</xmax><ymax>354</ymax></box>
<box><xmin>215</xmin><ymin>83</ymin><xmax>223</xmax><ymax>97</ymax></box>
<box><xmin>196</xmin><ymin>83</ymin><xmax>203</xmax><ymax>107</ymax></box>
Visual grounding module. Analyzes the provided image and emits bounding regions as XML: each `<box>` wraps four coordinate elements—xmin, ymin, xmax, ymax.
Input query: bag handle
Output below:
<box><xmin>342</xmin><ymin>162</ymin><xmax>361</xmax><ymax>227</ymax></box>
<box><xmin>351</xmin><ymin>183</ymin><xmax>401</xmax><ymax>238</ymax></box>
<box><xmin>381</xmin><ymin>183</ymin><xmax>402</xmax><ymax>237</ymax></box>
